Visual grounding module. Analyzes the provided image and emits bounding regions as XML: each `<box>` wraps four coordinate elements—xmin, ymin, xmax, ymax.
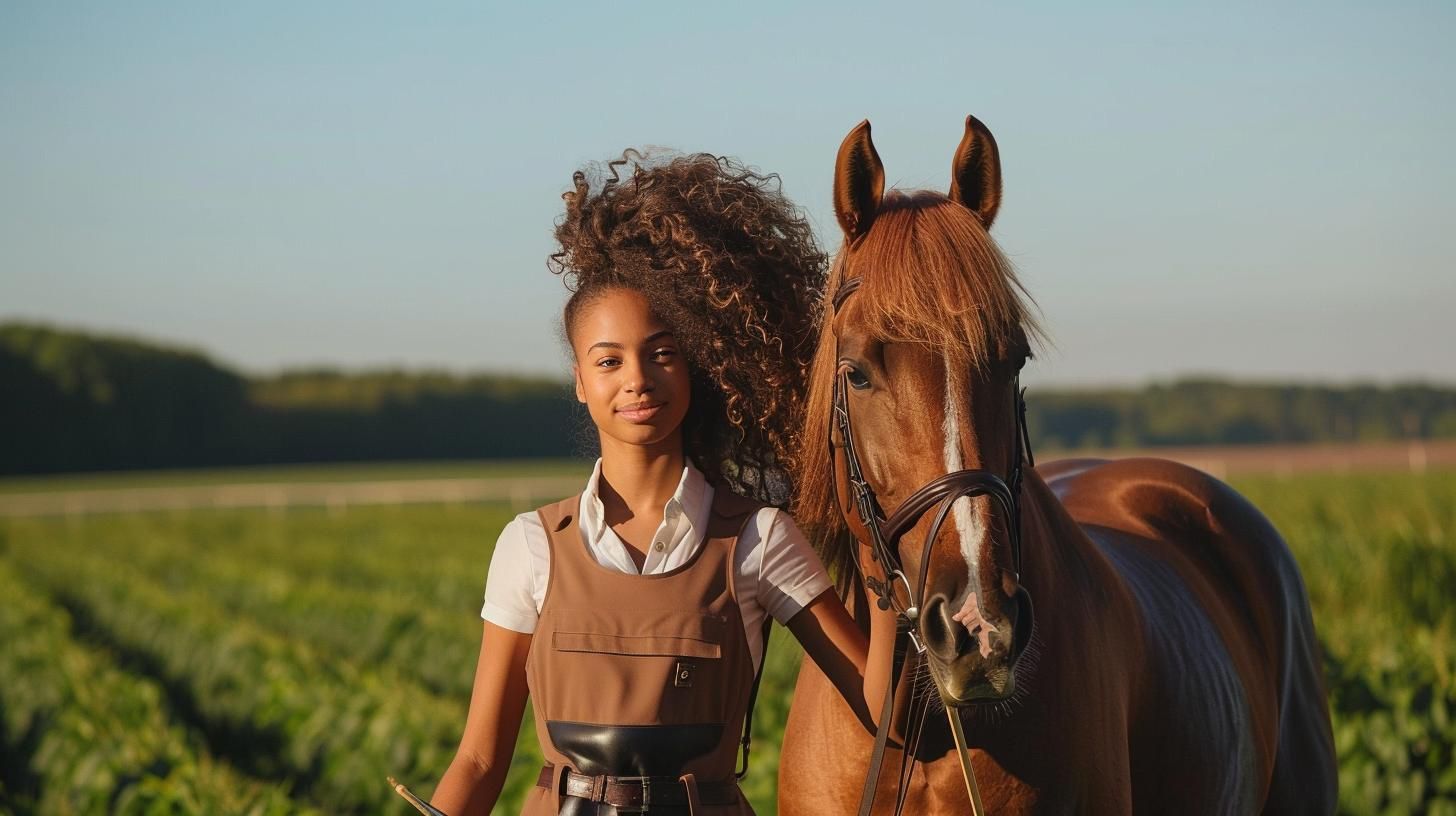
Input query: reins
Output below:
<box><xmin>828</xmin><ymin>275</ymin><xmax>1034</xmax><ymax>816</ymax></box>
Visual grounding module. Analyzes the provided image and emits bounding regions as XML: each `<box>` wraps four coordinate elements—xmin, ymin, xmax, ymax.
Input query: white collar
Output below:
<box><xmin>579</xmin><ymin>457</ymin><xmax>714</xmax><ymax>572</ymax></box>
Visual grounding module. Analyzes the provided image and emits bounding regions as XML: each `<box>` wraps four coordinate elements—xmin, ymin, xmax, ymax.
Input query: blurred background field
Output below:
<box><xmin>0</xmin><ymin>461</ymin><xmax>1451</xmax><ymax>815</ymax></box>
<box><xmin>4</xmin><ymin>3</ymin><xmax>1452</xmax><ymax>812</ymax></box>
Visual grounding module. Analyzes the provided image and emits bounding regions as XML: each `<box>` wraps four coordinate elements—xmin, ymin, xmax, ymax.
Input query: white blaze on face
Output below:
<box><xmin>943</xmin><ymin>360</ymin><xmax>999</xmax><ymax>657</ymax></box>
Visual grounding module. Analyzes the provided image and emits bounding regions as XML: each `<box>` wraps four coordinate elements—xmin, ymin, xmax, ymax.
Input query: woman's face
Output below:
<box><xmin>571</xmin><ymin>288</ymin><xmax>692</xmax><ymax>454</ymax></box>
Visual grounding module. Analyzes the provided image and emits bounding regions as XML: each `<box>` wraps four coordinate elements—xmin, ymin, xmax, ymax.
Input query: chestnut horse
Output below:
<box><xmin>778</xmin><ymin>117</ymin><xmax>1337</xmax><ymax>814</ymax></box>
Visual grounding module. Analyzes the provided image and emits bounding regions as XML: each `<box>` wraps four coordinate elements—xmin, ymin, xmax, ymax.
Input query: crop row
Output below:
<box><xmin>0</xmin><ymin>560</ymin><xmax>307</xmax><ymax>815</ymax></box>
<box><xmin>10</xmin><ymin>546</ymin><xmax>524</xmax><ymax>814</ymax></box>
<box><xmin>4</xmin><ymin>503</ymin><xmax>506</xmax><ymax>612</ymax></box>
<box><xmin>83</xmin><ymin>532</ymin><xmax>485</xmax><ymax>699</ymax></box>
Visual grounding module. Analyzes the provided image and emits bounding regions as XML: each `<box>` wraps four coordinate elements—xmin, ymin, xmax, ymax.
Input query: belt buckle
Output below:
<box><xmin>614</xmin><ymin>775</ymin><xmax>651</xmax><ymax>812</ymax></box>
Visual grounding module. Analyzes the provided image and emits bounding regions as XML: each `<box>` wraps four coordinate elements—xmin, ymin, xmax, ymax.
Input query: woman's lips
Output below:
<box><xmin>615</xmin><ymin>402</ymin><xmax>665</xmax><ymax>423</ymax></box>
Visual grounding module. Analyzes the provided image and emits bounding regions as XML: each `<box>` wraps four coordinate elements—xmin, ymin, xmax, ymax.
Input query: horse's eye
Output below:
<box><xmin>846</xmin><ymin>367</ymin><xmax>871</xmax><ymax>390</ymax></box>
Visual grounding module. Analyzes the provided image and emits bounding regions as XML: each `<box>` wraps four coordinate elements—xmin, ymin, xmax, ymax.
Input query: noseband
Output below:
<box><xmin>830</xmin><ymin>276</ymin><xmax>1034</xmax><ymax>639</ymax></box>
<box><xmin>830</xmin><ymin>275</ymin><xmax>1035</xmax><ymax>816</ymax></box>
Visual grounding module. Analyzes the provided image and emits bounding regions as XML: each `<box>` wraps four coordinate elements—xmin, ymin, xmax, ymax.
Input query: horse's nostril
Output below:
<box><xmin>922</xmin><ymin>598</ymin><xmax>945</xmax><ymax>638</ymax></box>
<box><xmin>921</xmin><ymin>596</ymin><xmax>971</xmax><ymax>660</ymax></box>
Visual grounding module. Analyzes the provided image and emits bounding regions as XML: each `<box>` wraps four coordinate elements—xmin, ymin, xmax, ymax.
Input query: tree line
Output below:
<box><xmin>4</xmin><ymin>322</ymin><xmax>1454</xmax><ymax>476</ymax></box>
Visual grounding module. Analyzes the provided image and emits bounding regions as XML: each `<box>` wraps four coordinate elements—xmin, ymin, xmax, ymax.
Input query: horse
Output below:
<box><xmin>778</xmin><ymin>116</ymin><xmax>1337</xmax><ymax>814</ymax></box>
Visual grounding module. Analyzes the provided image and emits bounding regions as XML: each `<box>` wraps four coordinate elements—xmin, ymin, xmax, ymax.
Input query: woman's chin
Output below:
<box><xmin>604</xmin><ymin>422</ymin><xmax>681</xmax><ymax>451</ymax></box>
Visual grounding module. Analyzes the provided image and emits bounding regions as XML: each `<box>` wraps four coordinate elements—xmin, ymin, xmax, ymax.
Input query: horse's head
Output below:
<box><xmin>800</xmin><ymin>117</ymin><xmax>1042</xmax><ymax>705</ymax></box>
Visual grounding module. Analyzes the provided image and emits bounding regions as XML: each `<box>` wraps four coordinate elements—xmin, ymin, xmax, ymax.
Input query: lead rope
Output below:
<box><xmin>892</xmin><ymin>666</ymin><xmax>932</xmax><ymax>816</ymax></box>
<box><xmin>857</xmin><ymin>618</ymin><xmax>912</xmax><ymax>816</ymax></box>
<box><xmin>946</xmin><ymin>708</ymin><xmax>987</xmax><ymax>816</ymax></box>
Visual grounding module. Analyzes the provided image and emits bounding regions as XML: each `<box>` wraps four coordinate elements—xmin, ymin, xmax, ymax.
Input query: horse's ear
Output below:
<box><xmin>834</xmin><ymin>120</ymin><xmax>885</xmax><ymax>240</ymax></box>
<box><xmin>949</xmin><ymin>114</ymin><xmax>1002</xmax><ymax>229</ymax></box>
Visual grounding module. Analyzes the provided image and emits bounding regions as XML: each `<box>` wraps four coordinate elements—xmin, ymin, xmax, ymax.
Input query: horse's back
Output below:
<box><xmin>1041</xmin><ymin>456</ymin><xmax>1337</xmax><ymax>813</ymax></box>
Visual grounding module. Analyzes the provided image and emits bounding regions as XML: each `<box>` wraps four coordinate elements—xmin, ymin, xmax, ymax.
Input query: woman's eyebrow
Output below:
<box><xmin>586</xmin><ymin>331</ymin><xmax>672</xmax><ymax>354</ymax></box>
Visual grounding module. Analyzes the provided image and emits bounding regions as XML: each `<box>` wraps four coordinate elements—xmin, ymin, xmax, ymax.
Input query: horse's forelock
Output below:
<box><xmin>790</xmin><ymin>189</ymin><xmax>1044</xmax><ymax>583</ymax></box>
<box><xmin>848</xmin><ymin>190</ymin><xmax>1039</xmax><ymax>371</ymax></box>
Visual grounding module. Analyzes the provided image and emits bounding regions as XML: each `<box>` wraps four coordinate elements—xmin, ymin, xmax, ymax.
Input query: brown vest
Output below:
<box><xmin>520</xmin><ymin>488</ymin><xmax>765</xmax><ymax>816</ymax></box>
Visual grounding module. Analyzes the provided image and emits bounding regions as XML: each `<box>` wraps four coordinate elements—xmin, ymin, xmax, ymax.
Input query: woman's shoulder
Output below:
<box><xmin>494</xmin><ymin>506</ymin><xmax>553</xmax><ymax>551</ymax></box>
<box><xmin>751</xmin><ymin>504</ymin><xmax>808</xmax><ymax>546</ymax></box>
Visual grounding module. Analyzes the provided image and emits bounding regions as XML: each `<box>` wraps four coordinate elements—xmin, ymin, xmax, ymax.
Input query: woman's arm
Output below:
<box><xmin>785</xmin><ymin>586</ymin><xmax>896</xmax><ymax>733</ymax></box>
<box><xmin>430</xmin><ymin>621</ymin><xmax>533</xmax><ymax>816</ymax></box>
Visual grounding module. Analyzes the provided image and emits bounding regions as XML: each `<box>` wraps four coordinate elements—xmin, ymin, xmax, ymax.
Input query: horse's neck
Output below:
<box><xmin>1021</xmin><ymin>468</ymin><xmax>1126</xmax><ymax>605</ymax></box>
<box><xmin>1017</xmin><ymin>467</ymin><xmax>1148</xmax><ymax>706</ymax></box>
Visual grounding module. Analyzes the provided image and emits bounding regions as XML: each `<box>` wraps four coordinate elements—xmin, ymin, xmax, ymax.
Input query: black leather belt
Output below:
<box><xmin>536</xmin><ymin>765</ymin><xmax>739</xmax><ymax>811</ymax></box>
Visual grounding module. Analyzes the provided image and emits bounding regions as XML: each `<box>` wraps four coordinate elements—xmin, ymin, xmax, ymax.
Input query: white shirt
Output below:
<box><xmin>481</xmin><ymin>459</ymin><xmax>832</xmax><ymax>671</ymax></box>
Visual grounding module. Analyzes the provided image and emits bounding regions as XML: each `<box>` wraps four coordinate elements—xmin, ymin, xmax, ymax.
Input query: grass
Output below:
<box><xmin>0</xmin><ymin>466</ymin><xmax>1450</xmax><ymax>814</ymax></box>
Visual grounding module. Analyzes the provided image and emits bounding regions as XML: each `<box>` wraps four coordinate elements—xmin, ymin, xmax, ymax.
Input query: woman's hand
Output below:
<box><xmin>786</xmin><ymin>587</ymin><xmax>895</xmax><ymax>734</ymax></box>
<box><xmin>430</xmin><ymin>622</ymin><xmax>533</xmax><ymax>816</ymax></box>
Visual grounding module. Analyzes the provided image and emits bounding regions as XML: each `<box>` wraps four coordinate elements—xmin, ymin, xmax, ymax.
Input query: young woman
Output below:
<box><xmin>430</xmin><ymin>153</ymin><xmax>889</xmax><ymax>815</ymax></box>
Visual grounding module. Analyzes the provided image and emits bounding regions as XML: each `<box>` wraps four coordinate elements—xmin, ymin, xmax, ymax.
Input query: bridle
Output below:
<box><xmin>831</xmin><ymin>275</ymin><xmax>1034</xmax><ymax>637</ymax></box>
<box><xmin>829</xmin><ymin>275</ymin><xmax>1035</xmax><ymax>816</ymax></box>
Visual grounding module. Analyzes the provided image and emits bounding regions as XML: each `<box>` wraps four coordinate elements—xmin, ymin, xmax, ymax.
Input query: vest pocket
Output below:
<box><xmin>550</xmin><ymin>609</ymin><xmax>726</xmax><ymax>659</ymax></box>
<box><xmin>552</xmin><ymin>631</ymin><xmax>721</xmax><ymax>659</ymax></box>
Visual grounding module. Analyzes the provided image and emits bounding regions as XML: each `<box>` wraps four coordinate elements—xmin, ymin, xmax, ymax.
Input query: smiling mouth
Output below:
<box><xmin>615</xmin><ymin>402</ymin><xmax>665</xmax><ymax>423</ymax></box>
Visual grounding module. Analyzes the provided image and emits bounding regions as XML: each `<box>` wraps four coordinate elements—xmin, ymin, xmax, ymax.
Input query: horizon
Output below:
<box><xmin>8</xmin><ymin>315</ymin><xmax>1456</xmax><ymax>392</ymax></box>
<box><xmin>3</xmin><ymin>2</ymin><xmax>1453</xmax><ymax>387</ymax></box>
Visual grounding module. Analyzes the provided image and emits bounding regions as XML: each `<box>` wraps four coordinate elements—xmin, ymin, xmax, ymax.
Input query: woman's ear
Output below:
<box><xmin>573</xmin><ymin>364</ymin><xmax>586</xmax><ymax>403</ymax></box>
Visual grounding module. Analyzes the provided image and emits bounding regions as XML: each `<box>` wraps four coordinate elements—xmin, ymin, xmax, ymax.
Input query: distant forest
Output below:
<box><xmin>4</xmin><ymin>322</ymin><xmax>1455</xmax><ymax>476</ymax></box>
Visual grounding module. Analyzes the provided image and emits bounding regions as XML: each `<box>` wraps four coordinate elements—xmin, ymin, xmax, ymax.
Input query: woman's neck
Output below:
<box><xmin>597</xmin><ymin>435</ymin><xmax>686</xmax><ymax>520</ymax></box>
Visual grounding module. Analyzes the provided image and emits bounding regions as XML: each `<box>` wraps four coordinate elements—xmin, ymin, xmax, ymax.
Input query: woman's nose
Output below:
<box><xmin>622</xmin><ymin>356</ymin><xmax>654</xmax><ymax>393</ymax></box>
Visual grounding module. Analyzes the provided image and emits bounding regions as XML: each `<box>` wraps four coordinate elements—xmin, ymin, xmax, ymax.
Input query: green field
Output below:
<box><xmin>0</xmin><ymin>459</ymin><xmax>590</xmax><ymax>495</ymax></box>
<box><xmin>0</xmin><ymin>469</ymin><xmax>1451</xmax><ymax>814</ymax></box>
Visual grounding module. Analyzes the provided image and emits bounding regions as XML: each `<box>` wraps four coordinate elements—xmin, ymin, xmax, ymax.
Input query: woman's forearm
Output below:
<box><xmin>788</xmin><ymin>585</ymin><xmax>900</xmax><ymax>735</ymax></box>
<box><xmin>430</xmin><ymin>749</ymin><xmax>510</xmax><ymax>816</ymax></box>
<box><xmin>863</xmin><ymin>597</ymin><xmax>897</xmax><ymax>730</ymax></box>
<box><xmin>434</xmin><ymin>624</ymin><xmax>534</xmax><ymax>816</ymax></box>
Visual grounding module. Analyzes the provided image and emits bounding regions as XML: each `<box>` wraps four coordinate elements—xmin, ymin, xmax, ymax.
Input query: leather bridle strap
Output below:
<box><xmin>734</xmin><ymin>617</ymin><xmax>775</xmax><ymax>780</ymax></box>
<box><xmin>882</xmin><ymin>469</ymin><xmax>1021</xmax><ymax>579</ymax></box>
<box><xmin>832</xmin><ymin>365</ymin><xmax>1029</xmax><ymax>624</ymax></box>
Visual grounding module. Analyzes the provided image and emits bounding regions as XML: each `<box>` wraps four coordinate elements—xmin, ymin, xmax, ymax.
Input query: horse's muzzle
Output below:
<box><xmin>925</xmin><ymin>585</ymin><xmax>1034</xmax><ymax>704</ymax></box>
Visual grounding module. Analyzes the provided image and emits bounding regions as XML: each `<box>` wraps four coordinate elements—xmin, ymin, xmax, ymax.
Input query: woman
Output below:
<box><xmin>431</xmin><ymin>152</ymin><xmax>888</xmax><ymax>815</ymax></box>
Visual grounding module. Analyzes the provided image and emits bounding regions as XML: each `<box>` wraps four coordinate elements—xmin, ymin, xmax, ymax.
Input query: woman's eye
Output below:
<box><xmin>652</xmin><ymin>348</ymin><xmax>677</xmax><ymax>362</ymax></box>
<box><xmin>596</xmin><ymin>357</ymin><xmax>620</xmax><ymax>368</ymax></box>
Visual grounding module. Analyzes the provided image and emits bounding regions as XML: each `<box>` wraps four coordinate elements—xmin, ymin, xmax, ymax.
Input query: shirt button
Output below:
<box><xmin>653</xmin><ymin>541</ymin><xmax>666</xmax><ymax>552</ymax></box>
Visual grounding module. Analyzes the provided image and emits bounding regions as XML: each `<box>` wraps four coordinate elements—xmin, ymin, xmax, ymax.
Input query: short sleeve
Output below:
<box><xmin>755</xmin><ymin>509</ymin><xmax>833</xmax><ymax>625</ymax></box>
<box><xmin>480</xmin><ymin>514</ymin><xmax>542</xmax><ymax>634</ymax></box>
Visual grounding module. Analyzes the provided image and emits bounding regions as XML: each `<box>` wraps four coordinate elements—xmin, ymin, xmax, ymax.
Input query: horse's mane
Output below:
<box><xmin>791</xmin><ymin>190</ymin><xmax>1045</xmax><ymax>585</ymax></box>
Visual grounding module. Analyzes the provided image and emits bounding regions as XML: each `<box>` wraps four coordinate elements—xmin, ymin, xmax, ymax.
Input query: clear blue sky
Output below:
<box><xmin>2</xmin><ymin>1</ymin><xmax>1452</xmax><ymax>386</ymax></box>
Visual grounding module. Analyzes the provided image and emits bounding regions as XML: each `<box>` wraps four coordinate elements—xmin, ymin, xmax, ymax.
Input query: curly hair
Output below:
<box><xmin>550</xmin><ymin>150</ymin><xmax>827</xmax><ymax>506</ymax></box>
